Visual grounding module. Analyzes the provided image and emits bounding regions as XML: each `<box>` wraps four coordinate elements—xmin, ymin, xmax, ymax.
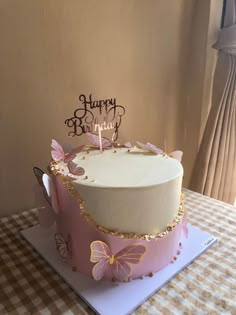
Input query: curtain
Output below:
<box><xmin>190</xmin><ymin>0</ymin><xmax>236</xmax><ymax>204</ymax></box>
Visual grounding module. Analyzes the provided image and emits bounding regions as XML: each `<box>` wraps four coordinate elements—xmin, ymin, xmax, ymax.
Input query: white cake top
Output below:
<box><xmin>52</xmin><ymin>143</ymin><xmax>184</xmax><ymax>234</ymax></box>
<box><xmin>58</xmin><ymin>147</ymin><xmax>183</xmax><ymax>188</ymax></box>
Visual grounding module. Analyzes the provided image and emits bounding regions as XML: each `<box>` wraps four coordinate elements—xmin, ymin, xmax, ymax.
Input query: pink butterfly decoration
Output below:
<box><xmin>54</xmin><ymin>233</ymin><xmax>72</xmax><ymax>260</ymax></box>
<box><xmin>42</xmin><ymin>174</ymin><xmax>59</xmax><ymax>214</ymax></box>
<box><xmin>33</xmin><ymin>167</ymin><xmax>59</xmax><ymax>228</ymax></box>
<box><xmin>136</xmin><ymin>141</ymin><xmax>163</xmax><ymax>155</ymax></box>
<box><xmin>68</xmin><ymin>161</ymin><xmax>85</xmax><ymax>176</ymax></box>
<box><xmin>90</xmin><ymin>241</ymin><xmax>146</xmax><ymax>281</ymax></box>
<box><xmin>169</xmin><ymin>151</ymin><xmax>183</xmax><ymax>163</ymax></box>
<box><xmin>180</xmin><ymin>215</ymin><xmax>188</xmax><ymax>238</ymax></box>
<box><xmin>33</xmin><ymin>167</ymin><xmax>51</xmax><ymax>206</ymax></box>
<box><xmin>51</xmin><ymin>139</ymin><xmax>84</xmax><ymax>162</ymax></box>
<box><xmin>86</xmin><ymin>132</ymin><xmax>112</xmax><ymax>149</ymax></box>
<box><xmin>123</xmin><ymin>141</ymin><xmax>133</xmax><ymax>148</ymax></box>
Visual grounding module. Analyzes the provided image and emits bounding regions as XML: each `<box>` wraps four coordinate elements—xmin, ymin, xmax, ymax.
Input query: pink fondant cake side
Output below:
<box><xmin>53</xmin><ymin>176</ymin><xmax>185</xmax><ymax>281</ymax></box>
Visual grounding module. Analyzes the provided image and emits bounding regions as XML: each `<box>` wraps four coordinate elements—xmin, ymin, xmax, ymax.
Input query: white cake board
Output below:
<box><xmin>21</xmin><ymin>225</ymin><xmax>216</xmax><ymax>315</ymax></box>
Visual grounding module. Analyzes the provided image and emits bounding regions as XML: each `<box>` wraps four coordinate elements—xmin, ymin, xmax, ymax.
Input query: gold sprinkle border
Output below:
<box><xmin>50</xmin><ymin>161</ymin><xmax>186</xmax><ymax>241</ymax></box>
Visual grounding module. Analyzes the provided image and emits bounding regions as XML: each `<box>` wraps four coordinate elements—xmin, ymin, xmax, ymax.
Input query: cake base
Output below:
<box><xmin>21</xmin><ymin>224</ymin><xmax>216</xmax><ymax>315</ymax></box>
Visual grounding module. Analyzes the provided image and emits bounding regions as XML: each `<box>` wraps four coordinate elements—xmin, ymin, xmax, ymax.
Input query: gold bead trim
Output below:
<box><xmin>50</xmin><ymin>161</ymin><xmax>186</xmax><ymax>241</ymax></box>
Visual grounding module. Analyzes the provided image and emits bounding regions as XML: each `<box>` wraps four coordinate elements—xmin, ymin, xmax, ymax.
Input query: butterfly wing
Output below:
<box><xmin>110</xmin><ymin>260</ymin><xmax>131</xmax><ymax>281</ymax></box>
<box><xmin>64</xmin><ymin>145</ymin><xmax>84</xmax><ymax>163</ymax></box>
<box><xmin>66</xmin><ymin>234</ymin><xmax>72</xmax><ymax>258</ymax></box>
<box><xmin>90</xmin><ymin>241</ymin><xmax>111</xmax><ymax>262</ymax></box>
<box><xmin>33</xmin><ymin>167</ymin><xmax>51</xmax><ymax>206</ymax></box>
<box><xmin>101</xmin><ymin>137</ymin><xmax>112</xmax><ymax>148</ymax></box>
<box><xmin>146</xmin><ymin>143</ymin><xmax>163</xmax><ymax>155</ymax></box>
<box><xmin>33</xmin><ymin>167</ymin><xmax>44</xmax><ymax>186</ymax></box>
<box><xmin>123</xmin><ymin>141</ymin><xmax>133</xmax><ymax>148</ymax></box>
<box><xmin>90</xmin><ymin>241</ymin><xmax>112</xmax><ymax>281</ymax></box>
<box><xmin>86</xmin><ymin>132</ymin><xmax>112</xmax><ymax>148</ymax></box>
<box><xmin>68</xmin><ymin>161</ymin><xmax>85</xmax><ymax>176</ymax></box>
<box><xmin>54</xmin><ymin>233</ymin><xmax>69</xmax><ymax>259</ymax></box>
<box><xmin>51</xmin><ymin>139</ymin><xmax>65</xmax><ymax>161</ymax></box>
<box><xmin>112</xmin><ymin>244</ymin><xmax>146</xmax><ymax>281</ymax></box>
<box><xmin>169</xmin><ymin>150</ymin><xmax>183</xmax><ymax>162</ymax></box>
<box><xmin>92</xmin><ymin>259</ymin><xmax>111</xmax><ymax>281</ymax></box>
<box><xmin>42</xmin><ymin>174</ymin><xmax>59</xmax><ymax>214</ymax></box>
<box><xmin>86</xmin><ymin>132</ymin><xmax>100</xmax><ymax>147</ymax></box>
<box><xmin>115</xmin><ymin>244</ymin><xmax>146</xmax><ymax>264</ymax></box>
<box><xmin>136</xmin><ymin>141</ymin><xmax>147</xmax><ymax>151</ymax></box>
<box><xmin>137</xmin><ymin>142</ymin><xmax>162</xmax><ymax>155</ymax></box>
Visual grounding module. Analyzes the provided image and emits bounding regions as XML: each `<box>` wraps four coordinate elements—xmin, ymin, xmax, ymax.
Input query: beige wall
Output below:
<box><xmin>180</xmin><ymin>0</ymin><xmax>223</xmax><ymax>188</ymax></box>
<box><xmin>0</xmin><ymin>0</ymin><xmax>221</xmax><ymax>216</ymax></box>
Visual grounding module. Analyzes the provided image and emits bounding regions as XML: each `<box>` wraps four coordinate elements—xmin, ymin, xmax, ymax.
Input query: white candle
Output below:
<box><xmin>98</xmin><ymin>127</ymin><xmax>103</xmax><ymax>153</ymax></box>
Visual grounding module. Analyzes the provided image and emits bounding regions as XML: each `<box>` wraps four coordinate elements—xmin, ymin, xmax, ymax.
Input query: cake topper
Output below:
<box><xmin>65</xmin><ymin>94</ymin><xmax>125</xmax><ymax>142</ymax></box>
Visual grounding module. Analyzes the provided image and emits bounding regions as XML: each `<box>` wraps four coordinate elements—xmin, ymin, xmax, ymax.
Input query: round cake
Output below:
<box><xmin>56</xmin><ymin>147</ymin><xmax>183</xmax><ymax>235</ymax></box>
<box><xmin>35</xmin><ymin>140</ymin><xmax>187</xmax><ymax>282</ymax></box>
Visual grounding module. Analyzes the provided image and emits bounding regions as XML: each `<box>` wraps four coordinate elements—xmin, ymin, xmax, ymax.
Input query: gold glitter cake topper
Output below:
<box><xmin>65</xmin><ymin>94</ymin><xmax>126</xmax><ymax>142</ymax></box>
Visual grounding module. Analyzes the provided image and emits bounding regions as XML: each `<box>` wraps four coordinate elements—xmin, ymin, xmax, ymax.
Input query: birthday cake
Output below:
<box><xmin>34</xmin><ymin>135</ymin><xmax>187</xmax><ymax>282</ymax></box>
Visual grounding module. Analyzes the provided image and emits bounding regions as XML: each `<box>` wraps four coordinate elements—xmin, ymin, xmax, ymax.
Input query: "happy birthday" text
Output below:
<box><xmin>65</xmin><ymin>94</ymin><xmax>125</xmax><ymax>141</ymax></box>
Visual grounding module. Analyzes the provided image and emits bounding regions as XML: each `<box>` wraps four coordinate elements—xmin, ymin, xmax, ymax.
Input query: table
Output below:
<box><xmin>0</xmin><ymin>189</ymin><xmax>236</xmax><ymax>315</ymax></box>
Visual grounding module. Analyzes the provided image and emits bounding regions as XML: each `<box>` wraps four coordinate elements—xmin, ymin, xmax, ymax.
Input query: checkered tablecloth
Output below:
<box><xmin>0</xmin><ymin>189</ymin><xmax>236</xmax><ymax>315</ymax></box>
